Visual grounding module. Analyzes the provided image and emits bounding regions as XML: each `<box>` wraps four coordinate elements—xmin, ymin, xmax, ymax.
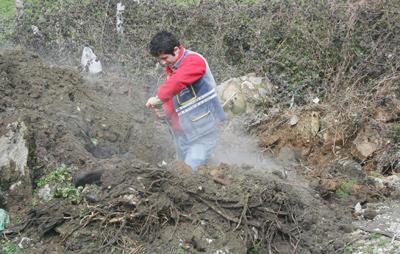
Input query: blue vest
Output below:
<box><xmin>172</xmin><ymin>50</ymin><xmax>225</xmax><ymax>141</ymax></box>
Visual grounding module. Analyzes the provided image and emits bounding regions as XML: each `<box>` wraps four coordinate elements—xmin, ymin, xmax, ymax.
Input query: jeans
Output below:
<box><xmin>175</xmin><ymin>130</ymin><xmax>218</xmax><ymax>171</ymax></box>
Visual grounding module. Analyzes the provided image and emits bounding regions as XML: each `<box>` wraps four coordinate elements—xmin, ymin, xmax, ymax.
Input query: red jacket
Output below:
<box><xmin>156</xmin><ymin>47</ymin><xmax>206</xmax><ymax>132</ymax></box>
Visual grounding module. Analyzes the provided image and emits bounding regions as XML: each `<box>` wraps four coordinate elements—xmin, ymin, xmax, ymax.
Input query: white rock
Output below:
<box><xmin>38</xmin><ymin>184</ymin><xmax>52</xmax><ymax>201</ymax></box>
<box><xmin>355</xmin><ymin>202</ymin><xmax>363</xmax><ymax>214</ymax></box>
<box><xmin>288</xmin><ymin>115</ymin><xmax>299</xmax><ymax>126</ymax></box>
<box><xmin>0</xmin><ymin>122</ymin><xmax>28</xmax><ymax>176</ymax></box>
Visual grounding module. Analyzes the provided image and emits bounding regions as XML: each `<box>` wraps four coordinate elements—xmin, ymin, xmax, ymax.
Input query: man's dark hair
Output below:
<box><xmin>149</xmin><ymin>31</ymin><xmax>180</xmax><ymax>57</ymax></box>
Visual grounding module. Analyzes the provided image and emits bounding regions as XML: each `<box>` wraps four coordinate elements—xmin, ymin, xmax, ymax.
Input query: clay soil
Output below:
<box><xmin>0</xmin><ymin>49</ymin><xmax>375</xmax><ymax>253</ymax></box>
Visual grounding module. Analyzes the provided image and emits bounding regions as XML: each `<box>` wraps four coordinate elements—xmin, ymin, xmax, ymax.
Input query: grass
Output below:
<box><xmin>0</xmin><ymin>240</ymin><xmax>22</xmax><ymax>254</ymax></box>
<box><xmin>159</xmin><ymin>0</ymin><xmax>260</xmax><ymax>6</ymax></box>
<box><xmin>0</xmin><ymin>0</ymin><xmax>16</xmax><ymax>42</ymax></box>
<box><xmin>335</xmin><ymin>179</ymin><xmax>358</xmax><ymax>199</ymax></box>
<box><xmin>36</xmin><ymin>164</ymin><xmax>82</xmax><ymax>203</ymax></box>
<box><xmin>368</xmin><ymin>171</ymin><xmax>381</xmax><ymax>177</ymax></box>
<box><xmin>0</xmin><ymin>0</ymin><xmax>15</xmax><ymax>18</ymax></box>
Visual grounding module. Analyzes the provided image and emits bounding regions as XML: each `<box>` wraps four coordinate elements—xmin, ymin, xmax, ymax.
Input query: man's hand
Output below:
<box><xmin>154</xmin><ymin>108</ymin><xmax>166</xmax><ymax>118</ymax></box>
<box><xmin>146</xmin><ymin>96</ymin><xmax>163</xmax><ymax>109</ymax></box>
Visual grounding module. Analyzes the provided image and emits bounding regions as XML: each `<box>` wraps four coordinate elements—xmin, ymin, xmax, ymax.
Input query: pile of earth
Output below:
<box><xmin>0</xmin><ymin>49</ymin><xmax>356</xmax><ymax>253</ymax></box>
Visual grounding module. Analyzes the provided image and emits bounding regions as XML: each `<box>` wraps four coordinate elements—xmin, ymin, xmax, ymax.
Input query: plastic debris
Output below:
<box><xmin>80</xmin><ymin>47</ymin><xmax>102</xmax><ymax>75</ymax></box>
<box><xmin>116</xmin><ymin>3</ymin><xmax>125</xmax><ymax>34</ymax></box>
<box><xmin>0</xmin><ymin>208</ymin><xmax>10</xmax><ymax>231</ymax></box>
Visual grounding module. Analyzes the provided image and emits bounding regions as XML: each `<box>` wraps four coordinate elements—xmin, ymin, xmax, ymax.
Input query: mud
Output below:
<box><xmin>0</xmin><ymin>49</ymin><xmax>358</xmax><ymax>253</ymax></box>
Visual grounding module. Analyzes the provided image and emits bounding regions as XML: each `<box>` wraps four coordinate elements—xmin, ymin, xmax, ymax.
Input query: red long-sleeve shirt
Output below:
<box><xmin>156</xmin><ymin>48</ymin><xmax>206</xmax><ymax>132</ymax></box>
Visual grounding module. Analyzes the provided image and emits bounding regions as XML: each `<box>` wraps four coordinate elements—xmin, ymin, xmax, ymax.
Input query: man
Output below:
<box><xmin>146</xmin><ymin>31</ymin><xmax>225</xmax><ymax>171</ymax></box>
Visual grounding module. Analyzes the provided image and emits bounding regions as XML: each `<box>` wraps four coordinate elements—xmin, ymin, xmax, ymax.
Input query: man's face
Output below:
<box><xmin>158</xmin><ymin>47</ymin><xmax>180</xmax><ymax>68</ymax></box>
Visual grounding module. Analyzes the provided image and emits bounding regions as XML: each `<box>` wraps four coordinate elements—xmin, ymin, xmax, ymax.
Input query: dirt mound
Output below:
<box><xmin>0</xmin><ymin>50</ymin><xmax>353</xmax><ymax>253</ymax></box>
<box><xmin>0</xmin><ymin>48</ymin><xmax>171</xmax><ymax>175</ymax></box>
<box><xmin>14</xmin><ymin>164</ymin><xmax>350</xmax><ymax>253</ymax></box>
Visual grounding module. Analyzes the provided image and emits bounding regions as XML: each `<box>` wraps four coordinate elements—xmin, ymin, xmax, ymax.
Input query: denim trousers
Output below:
<box><xmin>175</xmin><ymin>129</ymin><xmax>218</xmax><ymax>171</ymax></box>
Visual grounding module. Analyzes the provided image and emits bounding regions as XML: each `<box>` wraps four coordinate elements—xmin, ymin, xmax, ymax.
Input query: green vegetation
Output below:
<box><xmin>0</xmin><ymin>240</ymin><xmax>22</xmax><ymax>254</ymax></box>
<box><xmin>335</xmin><ymin>179</ymin><xmax>358</xmax><ymax>199</ymax></box>
<box><xmin>0</xmin><ymin>0</ymin><xmax>15</xmax><ymax>42</ymax></box>
<box><xmin>160</xmin><ymin>0</ymin><xmax>260</xmax><ymax>6</ymax></box>
<box><xmin>368</xmin><ymin>171</ymin><xmax>381</xmax><ymax>177</ymax></box>
<box><xmin>0</xmin><ymin>0</ymin><xmax>15</xmax><ymax>18</ymax></box>
<box><xmin>344</xmin><ymin>233</ymin><xmax>399</xmax><ymax>254</ymax></box>
<box><xmin>90</xmin><ymin>137</ymin><xmax>99</xmax><ymax>146</ymax></box>
<box><xmin>36</xmin><ymin>164</ymin><xmax>81</xmax><ymax>203</ymax></box>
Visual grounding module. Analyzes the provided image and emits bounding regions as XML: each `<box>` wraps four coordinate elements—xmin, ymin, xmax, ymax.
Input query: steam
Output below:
<box><xmin>212</xmin><ymin>121</ymin><xmax>281</xmax><ymax>172</ymax></box>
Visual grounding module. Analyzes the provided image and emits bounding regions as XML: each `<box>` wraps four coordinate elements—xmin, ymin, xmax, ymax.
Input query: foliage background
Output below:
<box><xmin>2</xmin><ymin>0</ymin><xmax>397</xmax><ymax>105</ymax></box>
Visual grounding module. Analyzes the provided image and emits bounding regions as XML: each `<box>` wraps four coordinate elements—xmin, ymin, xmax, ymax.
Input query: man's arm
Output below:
<box><xmin>157</xmin><ymin>54</ymin><xmax>206</xmax><ymax>102</ymax></box>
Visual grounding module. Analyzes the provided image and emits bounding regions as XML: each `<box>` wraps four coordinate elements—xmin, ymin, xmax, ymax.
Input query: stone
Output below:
<box><xmin>374</xmin><ymin>107</ymin><xmax>396</xmax><ymax>123</ymax></box>
<box><xmin>82</xmin><ymin>184</ymin><xmax>101</xmax><ymax>203</ymax></box>
<box><xmin>336</xmin><ymin>158</ymin><xmax>365</xmax><ymax>179</ymax></box>
<box><xmin>288</xmin><ymin>115</ymin><xmax>299</xmax><ymax>126</ymax></box>
<box><xmin>351</xmin><ymin>125</ymin><xmax>383</xmax><ymax>160</ymax></box>
<box><xmin>0</xmin><ymin>121</ymin><xmax>32</xmax><ymax>207</ymax></box>
<box><xmin>248</xmin><ymin>76</ymin><xmax>263</xmax><ymax>85</ymax></box>
<box><xmin>0</xmin><ymin>122</ymin><xmax>29</xmax><ymax>176</ymax></box>
<box><xmin>221</xmin><ymin>81</ymin><xmax>246</xmax><ymax>115</ymax></box>
<box><xmin>364</xmin><ymin>208</ymin><xmax>378</xmax><ymax>220</ymax></box>
<box><xmin>38</xmin><ymin>184</ymin><xmax>52</xmax><ymax>201</ymax></box>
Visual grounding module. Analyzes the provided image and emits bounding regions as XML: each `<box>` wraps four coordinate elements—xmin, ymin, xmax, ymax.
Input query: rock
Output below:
<box><xmin>0</xmin><ymin>122</ymin><xmax>29</xmax><ymax>176</ymax></box>
<box><xmin>367</xmin><ymin>177</ymin><xmax>385</xmax><ymax>188</ymax></box>
<box><xmin>191</xmin><ymin>226</ymin><xmax>207</xmax><ymax>251</ymax></box>
<box><xmin>248</xmin><ymin>76</ymin><xmax>263</xmax><ymax>85</ymax></box>
<box><xmin>18</xmin><ymin>237</ymin><xmax>32</xmax><ymax>249</ymax></box>
<box><xmin>82</xmin><ymin>185</ymin><xmax>101</xmax><ymax>203</ymax></box>
<box><xmin>351</xmin><ymin>125</ymin><xmax>384</xmax><ymax>160</ymax></box>
<box><xmin>354</xmin><ymin>202</ymin><xmax>363</xmax><ymax>214</ymax></box>
<box><xmin>385</xmin><ymin>175</ymin><xmax>400</xmax><ymax>191</ymax></box>
<box><xmin>288</xmin><ymin>115</ymin><xmax>299</xmax><ymax>126</ymax></box>
<box><xmin>38</xmin><ymin>184</ymin><xmax>52</xmax><ymax>201</ymax></box>
<box><xmin>374</xmin><ymin>107</ymin><xmax>396</xmax><ymax>122</ymax></box>
<box><xmin>339</xmin><ymin>223</ymin><xmax>355</xmax><ymax>233</ymax></box>
<box><xmin>364</xmin><ymin>208</ymin><xmax>378</xmax><ymax>220</ymax></box>
<box><xmin>336</xmin><ymin>158</ymin><xmax>365</xmax><ymax>179</ymax></box>
<box><xmin>218</xmin><ymin>74</ymin><xmax>274</xmax><ymax>116</ymax></box>
<box><xmin>0</xmin><ymin>121</ymin><xmax>32</xmax><ymax>207</ymax></box>
<box><xmin>221</xmin><ymin>81</ymin><xmax>246</xmax><ymax>115</ymax></box>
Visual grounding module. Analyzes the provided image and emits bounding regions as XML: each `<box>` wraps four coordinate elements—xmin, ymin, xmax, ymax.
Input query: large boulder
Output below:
<box><xmin>217</xmin><ymin>73</ymin><xmax>273</xmax><ymax>116</ymax></box>
<box><xmin>0</xmin><ymin>121</ymin><xmax>32</xmax><ymax>208</ymax></box>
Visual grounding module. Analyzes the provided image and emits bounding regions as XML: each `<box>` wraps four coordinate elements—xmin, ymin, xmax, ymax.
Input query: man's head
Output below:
<box><xmin>149</xmin><ymin>31</ymin><xmax>181</xmax><ymax>67</ymax></box>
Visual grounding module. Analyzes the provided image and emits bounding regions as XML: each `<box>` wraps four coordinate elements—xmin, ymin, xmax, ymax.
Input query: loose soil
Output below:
<box><xmin>0</xmin><ymin>49</ymin><xmax>380</xmax><ymax>253</ymax></box>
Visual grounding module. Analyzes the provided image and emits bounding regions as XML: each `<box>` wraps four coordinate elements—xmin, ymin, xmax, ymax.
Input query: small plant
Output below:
<box><xmin>335</xmin><ymin>179</ymin><xmax>358</xmax><ymax>199</ymax></box>
<box><xmin>36</xmin><ymin>164</ymin><xmax>70</xmax><ymax>188</ymax></box>
<box><xmin>1</xmin><ymin>240</ymin><xmax>22</xmax><ymax>254</ymax></box>
<box><xmin>247</xmin><ymin>247</ymin><xmax>258</xmax><ymax>254</ymax></box>
<box><xmin>90</xmin><ymin>138</ymin><xmax>99</xmax><ymax>146</ymax></box>
<box><xmin>368</xmin><ymin>171</ymin><xmax>381</xmax><ymax>177</ymax></box>
<box><xmin>36</xmin><ymin>164</ymin><xmax>82</xmax><ymax>203</ymax></box>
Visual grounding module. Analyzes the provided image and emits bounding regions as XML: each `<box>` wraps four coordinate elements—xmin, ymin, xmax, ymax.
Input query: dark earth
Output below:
<box><xmin>0</xmin><ymin>48</ymin><xmax>359</xmax><ymax>253</ymax></box>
